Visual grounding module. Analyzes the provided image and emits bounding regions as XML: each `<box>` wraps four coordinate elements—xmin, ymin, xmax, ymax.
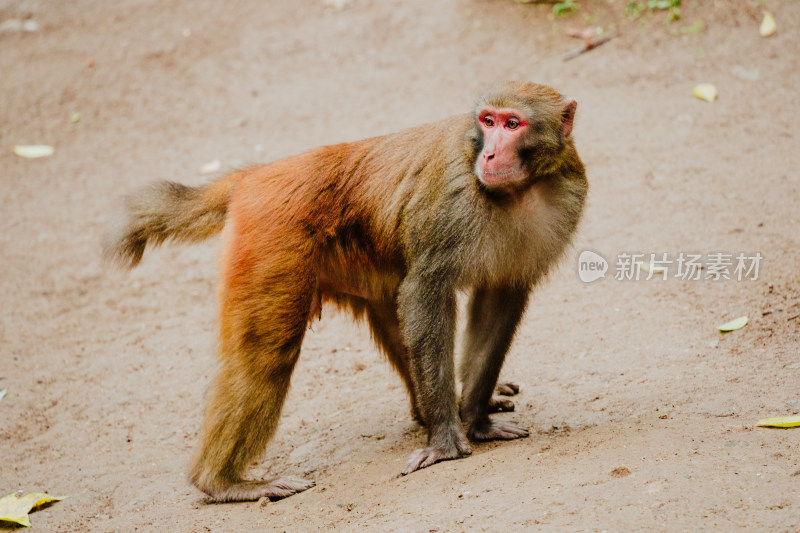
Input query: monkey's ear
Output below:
<box><xmin>560</xmin><ymin>100</ymin><xmax>577</xmax><ymax>137</ymax></box>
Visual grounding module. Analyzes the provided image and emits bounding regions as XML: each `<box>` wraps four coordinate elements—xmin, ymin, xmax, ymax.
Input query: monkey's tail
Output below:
<box><xmin>103</xmin><ymin>170</ymin><xmax>245</xmax><ymax>269</ymax></box>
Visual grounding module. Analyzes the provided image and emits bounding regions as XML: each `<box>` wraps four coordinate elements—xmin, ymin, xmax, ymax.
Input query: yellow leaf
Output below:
<box><xmin>693</xmin><ymin>84</ymin><xmax>718</xmax><ymax>102</ymax></box>
<box><xmin>0</xmin><ymin>492</ymin><xmax>65</xmax><ymax>527</ymax></box>
<box><xmin>757</xmin><ymin>415</ymin><xmax>800</xmax><ymax>428</ymax></box>
<box><xmin>760</xmin><ymin>11</ymin><xmax>776</xmax><ymax>37</ymax></box>
<box><xmin>719</xmin><ymin>316</ymin><xmax>747</xmax><ymax>332</ymax></box>
<box><xmin>640</xmin><ymin>262</ymin><xmax>667</xmax><ymax>274</ymax></box>
<box><xmin>12</xmin><ymin>145</ymin><xmax>54</xmax><ymax>158</ymax></box>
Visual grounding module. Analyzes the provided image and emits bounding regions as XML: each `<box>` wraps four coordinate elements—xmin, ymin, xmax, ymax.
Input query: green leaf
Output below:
<box><xmin>625</xmin><ymin>2</ymin><xmax>643</xmax><ymax>16</ymax></box>
<box><xmin>681</xmin><ymin>19</ymin><xmax>704</xmax><ymax>35</ymax></box>
<box><xmin>553</xmin><ymin>0</ymin><xmax>578</xmax><ymax>17</ymax></box>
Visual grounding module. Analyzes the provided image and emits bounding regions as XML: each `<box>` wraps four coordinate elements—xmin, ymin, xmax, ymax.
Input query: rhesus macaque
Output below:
<box><xmin>105</xmin><ymin>81</ymin><xmax>587</xmax><ymax>503</ymax></box>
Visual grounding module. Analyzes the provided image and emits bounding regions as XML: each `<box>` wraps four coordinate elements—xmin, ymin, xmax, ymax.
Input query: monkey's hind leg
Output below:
<box><xmin>189</xmin><ymin>359</ymin><xmax>314</xmax><ymax>503</ymax></box>
<box><xmin>189</xmin><ymin>257</ymin><xmax>316</xmax><ymax>502</ymax></box>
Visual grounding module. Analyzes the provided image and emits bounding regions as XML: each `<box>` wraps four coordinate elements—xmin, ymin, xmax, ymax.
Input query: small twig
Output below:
<box><xmin>563</xmin><ymin>32</ymin><xmax>617</xmax><ymax>62</ymax></box>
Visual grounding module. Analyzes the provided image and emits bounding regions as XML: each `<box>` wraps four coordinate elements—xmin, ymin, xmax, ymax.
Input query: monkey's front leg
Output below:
<box><xmin>459</xmin><ymin>286</ymin><xmax>530</xmax><ymax>441</ymax></box>
<box><xmin>398</xmin><ymin>276</ymin><xmax>472</xmax><ymax>475</ymax></box>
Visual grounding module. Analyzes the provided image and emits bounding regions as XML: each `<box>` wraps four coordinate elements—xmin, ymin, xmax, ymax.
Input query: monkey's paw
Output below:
<box><xmin>401</xmin><ymin>442</ymin><xmax>472</xmax><ymax>475</ymax></box>
<box><xmin>468</xmin><ymin>420</ymin><xmax>529</xmax><ymax>441</ymax></box>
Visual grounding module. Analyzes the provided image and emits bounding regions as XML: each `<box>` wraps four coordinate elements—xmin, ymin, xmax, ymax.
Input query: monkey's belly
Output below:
<box><xmin>309</xmin><ymin>268</ymin><xmax>400</xmax><ymax>319</ymax></box>
<box><xmin>321</xmin><ymin>268</ymin><xmax>400</xmax><ymax>298</ymax></box>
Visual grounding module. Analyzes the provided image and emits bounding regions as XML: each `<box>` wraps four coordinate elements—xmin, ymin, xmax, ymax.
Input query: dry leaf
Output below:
<box><xmin>199</xmin><ymin>159</ymin><xmax>221</xmax><ymax>174</ymax></box>
<box><xmin>13</xmin><ymin>145</ymin><xmax>55</xmax><ymax>158</ymax></box>
<box><xmin>693</xmin><ymin>84</ymin><xmax>718</xmax><ymax>102</ymax></box>
<box><xmin>760</xmin><ymin>11</ymin><xmax>776</xmax><ymax>37</ymax></box>
<box><xmin>757</xmin><ymin>415</ymin><xmax>800</xmax><ymax>428</ymax></box>
<box><xmin>0</xmin><ymin>19</ymin><xmax>38</xmax><ymax>32</ymax></box>
<box><xmin>0</xmin><ymin>492</ymin><xmax>65</xmax><ymax>527</ymax></box>
<box><xmin>324</xmin><ymin>0</ymin><xmax>353</xmax><ymax>10</ymax></box>
<box><xmin>719</xmin><ymin>316</ymin><xmax>747</xmax><ymax>332</ymax></box>
<box><xmin>610</xmin><ymin>466</ymin><xmax>631</xmax><ymax>478</ymax></box>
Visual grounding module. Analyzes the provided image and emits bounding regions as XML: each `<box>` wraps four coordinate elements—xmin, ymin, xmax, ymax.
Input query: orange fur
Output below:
<box><xmin>104</xmin><ymin>82</ymin><xmax>588</xmax><ymax>502</ymax></box>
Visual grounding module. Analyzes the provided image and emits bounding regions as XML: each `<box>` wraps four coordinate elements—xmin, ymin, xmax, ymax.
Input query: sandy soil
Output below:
<box><xmin>2</xmin><ymin>0</ymin><xmax>799</xmax><ymax>530</ymax></box>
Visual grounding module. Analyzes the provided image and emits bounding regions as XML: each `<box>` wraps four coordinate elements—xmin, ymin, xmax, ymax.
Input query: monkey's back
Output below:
<box><xmin>223</xmin><ymin>109</ymin><xmax>584</xmax><ymax>299</ymax></box>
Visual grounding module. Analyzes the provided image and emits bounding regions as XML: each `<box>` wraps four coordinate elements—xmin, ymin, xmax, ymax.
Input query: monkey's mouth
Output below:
<box><xmin>483</xmin><ymin>169</ymin><xmax>516</xmax><ymax>176</ymax></box>
<box><xmin>479</xmin><ymin>168</ymin><xmax>524</xmax><ymax>186</ymax></box>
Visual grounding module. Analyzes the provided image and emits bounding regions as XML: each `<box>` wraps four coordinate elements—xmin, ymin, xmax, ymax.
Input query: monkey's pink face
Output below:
<box><xmin>475</xmin><ymin>107</ymin><xmax>530</xmax><ymax>187</ymax></box>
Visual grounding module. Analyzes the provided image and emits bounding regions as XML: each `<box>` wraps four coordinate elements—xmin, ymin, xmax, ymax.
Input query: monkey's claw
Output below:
<box><xmin>401</xmin><ymin>444</ymin><xmax>472</xmax><ymax>475</ymax></box>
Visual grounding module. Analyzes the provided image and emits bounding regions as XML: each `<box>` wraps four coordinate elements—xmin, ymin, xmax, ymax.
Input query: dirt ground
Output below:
<box><xmin>2</xmin><ymin>0</ymin><xmax>799</xmax><ymax>531</ymax></box>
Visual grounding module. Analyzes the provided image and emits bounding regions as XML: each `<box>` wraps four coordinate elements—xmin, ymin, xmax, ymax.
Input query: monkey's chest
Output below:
<box><xmin>463</xmin><ymin>198</ymin><xmax>571</xmax><ymax>287</ymax></box>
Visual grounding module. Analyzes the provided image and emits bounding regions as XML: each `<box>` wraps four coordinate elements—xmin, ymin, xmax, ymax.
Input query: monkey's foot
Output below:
<box><xmin>206</xmin><ymin>476</ymin><xmax>315</xmax><ymax>503</ymax></box>
<box><xmin>401</xmin><ymin>441</ymin><xmax>472</xmax><ymax>475</ymax></box>
<box><xmin>468</xmin><ymin>420</ymin><xmax>529</xmax><ymax>441</ymax></box>
<box><xmin>488</xmin><ymin>382</ymin><xmax>520</xmax><ymax>413</ymax></box>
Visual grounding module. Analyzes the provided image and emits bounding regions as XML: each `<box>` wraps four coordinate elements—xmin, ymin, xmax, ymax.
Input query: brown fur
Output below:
<box><xmin>104</xmin><ymin>81</ymin><xmax>588</xmax><ymax>502</ymax></box>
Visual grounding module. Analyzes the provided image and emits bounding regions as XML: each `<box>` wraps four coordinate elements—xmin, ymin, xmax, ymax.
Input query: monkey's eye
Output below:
<box><xmin>482</xmin><ymin>116</ymin><xmax>495</xmax><ymax>127</ymax></box>
<box><xmin>506</xmin><ymin>119</ymin><xmax>520</xmax><ymax>130</ymax></box>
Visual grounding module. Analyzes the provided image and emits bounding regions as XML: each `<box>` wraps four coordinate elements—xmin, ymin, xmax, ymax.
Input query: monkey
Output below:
<box><xmin>104</xmin><ymin>81</ymin><xmax>587</xmax><ymax>503</ymax></box>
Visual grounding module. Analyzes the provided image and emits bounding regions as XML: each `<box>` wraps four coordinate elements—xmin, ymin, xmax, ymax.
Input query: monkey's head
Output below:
<box><xmin>471</xmin><ymin>81</ymin><xmax>577</xmax><ymax>192</ymax></box>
